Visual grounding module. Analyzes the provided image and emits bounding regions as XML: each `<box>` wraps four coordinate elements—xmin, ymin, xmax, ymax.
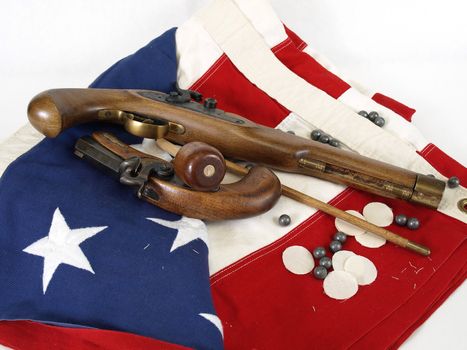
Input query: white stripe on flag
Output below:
<box><xmin>232</xmin><ymin>0</ymin><xmax>287</xmax><ymax>48</ymax></box>
<box><xmin>207</xmin><ymin>112</ymin><xmax>346</xmax><ymax>274</ymax></box>
<box><xmin>337</xmin><ymin>88</ymin><xmax>428</xmax><ymax>150</ymax></box>
<box><xmin>194</xmin><ymin>0</ymin><xmax>437</xmax><ymax>175</ymax></box>
<box><xmin>0</xmin><ymin>124</ymin><xmax>44</xmax><ymax>177</ymax></box>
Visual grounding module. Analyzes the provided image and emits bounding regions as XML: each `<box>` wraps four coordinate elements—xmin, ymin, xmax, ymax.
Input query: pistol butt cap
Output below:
<box><xmin>174</xmin><ymin>141</ymin><xmax>226</xmax><ymax>192</ymax></box>
<box><xmin>27</xmin><ymin>90</ymin><xmax>62</xmax><ymax>138</ymax></box>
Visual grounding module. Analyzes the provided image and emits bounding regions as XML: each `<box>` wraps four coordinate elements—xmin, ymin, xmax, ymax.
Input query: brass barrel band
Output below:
<box><xmin>410</xmin><ymin>174</ymin><xmax>446</xmax><ymax>209</ymax></box>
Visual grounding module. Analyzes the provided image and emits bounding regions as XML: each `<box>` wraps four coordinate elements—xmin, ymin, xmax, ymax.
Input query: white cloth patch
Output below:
<box><xmin>22</xmin><ymin>208</ymin><xmax>107</xmax><ymax>294</ymax></box>
<box><xmin>344</xmin><ymin>255</ymin><xmax>378</xmax><ymax>286</ymax></box>
<box><xmin>331</xmin><ymin>250</ymin><xmax>356</xmax><ymax>271</ymax></box>
<box><xmin>147</xmin><ymin>217</ymin><xmax>208</xmax><ymax>252</ymax></box>
<box><xmin>362</xmin><ymin>202</ymin><xmax>394</xmax><ymax>227</ymax></box>
<box><xmin>282</xmin><ymin>245</ymin><xmax>315</xmax><ymax>275</ymax></box>
<box><xmin>323</xmin><ymin>271</ymin><xmax>359</xmax><ymax>300</ymax></box>
<box><xmin>355</xmin><ymin>232</ymin><xmax>387</xmax><ymax>248</ymax></box>
<box><xmin>335</xmin><ymin>210</ymin><xmax>366</xmax><ymax>236</ymax></box>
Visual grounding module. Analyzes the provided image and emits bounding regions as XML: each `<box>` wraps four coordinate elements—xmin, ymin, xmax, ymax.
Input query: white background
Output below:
<box><xmin>0</xmin><ymin>1</ymin><xmax>465</xmax><ymax>349</ymax></box>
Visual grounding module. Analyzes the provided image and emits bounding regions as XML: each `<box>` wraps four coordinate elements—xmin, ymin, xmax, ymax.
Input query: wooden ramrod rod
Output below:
<box><xmin>27</xmin><ymin>88</ymin><xmax>446</xmax><ymax>209</ymax></box>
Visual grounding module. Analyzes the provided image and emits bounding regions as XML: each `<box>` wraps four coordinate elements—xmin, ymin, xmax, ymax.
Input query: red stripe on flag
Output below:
<box><xmin>0</xmin><ymin>321</ymin><xmax>192</xmax><ymax>350</ymax></box>
<box><xmin>272</xmin><ymin>37</ymin><xmax>351</xmax><ymax>99</ymax></box>
<box><xmin>209</xmin><ymin>186</ymin><xmax>466</xmax><ymax>349</ymax></box>
<box><xmin>284</xmin><ymin>25</ymin><xmax>418</xmax><ymax>120</ymax></box>
<box><xmin>372</xmin><ymin>93</ymin><xmax>417</xmax><ymax>122</ymax></box>
<box><xmin>418</xmin><ymin>144</ymin><xmax>467</xmax><ymax>183</ymax></box>
<box><xmin>190</xmin><ymin>54</ymin><xmax>289</xmax><ymax>128</ymax></box>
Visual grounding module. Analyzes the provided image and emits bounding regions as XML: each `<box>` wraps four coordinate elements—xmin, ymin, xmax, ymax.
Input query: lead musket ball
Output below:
<box><xmin>278</xmin><ymin>214</ymin><xmax>291</xmax><ymax>226</ymax></box>
<box><xmin>358</xmin><ymin>110</ymin><xmax>369</xmax><ymax>118</ymax></box>
<box><xmin>319</xmin><ymin>134</ymin><xmax>330</xmax><ymax>144</ymax></box>
<box><xmin>447</xmin><ymin>176</ymin><xmax>460</xmax><ymax>188</ymax></box>
<box><xmin>406</xmin><ymin>217</ymin><xmax>420</xmax><ymax>230</ymax></box>
<box><xmin>368</xmin><ymin>111</ymin><xmax>379</xmax><ymax>122</ymax></box>
<box><xmin>311</xmin><ymin>129</ymin><xmax>322</xmax><ymax>141</ymax></box>
<box><xmin>329</xmin><ymin>138</ymin><xmax>340</xmax><ymax>148</ymax></box>
<box><xmin>313</xmin><ymin>265</ymin><xmax>328</xmax><ymax>279</ymax></box>
<box><xmin>333</xmin><ymin>231</ymin><xmax>347</xmax><ymax>243</ymax></box>
<box><xmin>374</xmin><ymin>116</ymin><xmax>386</xmax><ymax>127</ymax></box>
<box><xmin>319</xmin><ymin>256</ymin><xmax>332</xmax><ymax>270</ymax></box>
<box><xmin>394</xmin><ymin>214</ymin><xmax>408</xmax><ymax>226</ymax></box>
<box><xmin>312</xmin><ymin>246</ymin><xmax>326</xmax><ymax>259</ymax></box>
<box><xmin>329</xmin><ymin>240</ymin><xmax>343</xmax><ymax>253</ymax></box>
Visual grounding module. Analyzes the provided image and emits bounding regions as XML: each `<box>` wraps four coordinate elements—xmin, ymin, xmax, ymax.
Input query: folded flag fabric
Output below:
<box><xmin>0</xmin><ymin>28</ymin><xmax>223</xmax><ymax>350</ymax></box>
<box><xmin>0</xmin><ymin>320</ymin><xmax>192</xmax><ymax>350</ymax></box>
<box><xmin>0</xmin><ymin>0</ymin><xmax>466</xmax><ymax>349</ymax></box>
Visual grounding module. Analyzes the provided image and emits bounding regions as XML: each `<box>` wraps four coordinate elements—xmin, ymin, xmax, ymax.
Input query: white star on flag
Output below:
<box><xmin>147</xmin><ymin>217</ymin><xmax>208</xmax><ymax>252</ymax></box>
<box><xmin>22</xmin><ymin>208</ymin><xmax>107</xmax><ymax>294</ymax></box>
<box><xmin>199</xmin><ymin>313</ymin><xmax>224</xmax><ymax>338</ymax></box>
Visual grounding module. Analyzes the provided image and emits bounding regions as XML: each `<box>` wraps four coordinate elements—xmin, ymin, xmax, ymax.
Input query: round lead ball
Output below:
<box><xmin>447</xmin><ymin>176</ymin><xmax>460</xmax><ymax>188</ymax></box>
<box><xmin>319</xmin><ymin>256</ymin><xmax>332</xmax><ymax>269</ymax></box>
<box><xmin>319</xmin><ymin>134</ymin><xmax>330</xmax><ymax>144</ymax></box>
<box><xmin>368</xmin><ymin>111</ymin><xmax>379</xmax><ymax>122</ymax></box>
<box><xmin>278</xmin><ymin>214</ymin><xmax>291</xmax><ymax>227</ymax></box>
<box><xmin>313</xmin><ymin>246</ymin><xmax>326</xmax><ymax>259</ymax></box>
<box><xmin>358</xmin><ymin>110</ymin><xmax>369</xmax><ymax>118</ymax></box>
<box><xmin>407</xmin><ymin>217</ymin><xmax>420</xmax><ymax>230</ymax></box>
<box><xmin>374</xmin><ymin>116</ymin><xmax>385</xmax><ymax>127</ymax></box>
<box><xmin>394</xmin><ymin>214</ymin><xmax>408</xmax><ymax>226</ymax></box>
<box><xmin>313</xmin><ymin>265</ymin><xmax>328</xmax><ymax>280</ymax></box>
<box><xmin>310</xmin><ymin>129</ymin><xmax>322</xmax><ymax>141</ymax></box>
<box><xmin>333</xmin><ymin>231</ymin><xmax>347</xmax><ymax>243</ymax></box>
<box><xmin>330</xmin><ymin>240</ymin><xmax>343</xmax><ymax>253</ymax></box>
<box><xmin>329</xmin><ymin>138</ymin><xmax>340</xmax><ymax>148</ymax></box>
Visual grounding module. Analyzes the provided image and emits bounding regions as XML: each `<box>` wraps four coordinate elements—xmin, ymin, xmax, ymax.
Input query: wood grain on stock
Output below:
<box><xmin>142</xmin><ymin>166</ymin><xmax>281</xmax><ymax>221</ymax></box>
<box><xmin>27</xmin><ymin>88</ymin><xmax>442</xmax><ymax>207</ymax></box>
<box><xmin>158</xmin><ymin>139</ymin><xmax>431</xmax><ymax>256</ymax></box>
<box><xmin>91</xmin><ymin>131</ymin><xmax>281</xmax><ymax>221</ymax></box>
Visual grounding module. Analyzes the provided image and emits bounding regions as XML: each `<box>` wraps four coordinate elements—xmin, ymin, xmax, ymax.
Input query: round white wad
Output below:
<box><xmin>335</xmin><ymin>210</ymin><xmax>366</xmax><ymax>236</ymax></box>
<box><xmin>362</xmin><ymin>202</ymin><xmax>394</xmax><ymax>227</ymax></box>
<box><xmin>355</xmin><ymin>232</ymin><xmax>386</xmax><ymax>248</ymax></box>
<box><xmin>323</xmin><ymin>271</ymin><xmax>359</xmax><ymax>300</ymax></box>
<box><xmin>282</xmin><ymin>245</ymin><xmax>315</xmax><ymax>275</ymax></box>
<box><xmin>344</xmin><ymin>255</ymin><xmax>378</xmax><ymax>285</ymax></box>
<box><xmin>332</xmin><ymin>250</ymin><xmax>356</xmax><ymax>271</ymax></box>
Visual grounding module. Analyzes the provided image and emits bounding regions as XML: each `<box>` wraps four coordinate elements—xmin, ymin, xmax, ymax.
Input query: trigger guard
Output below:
<box><xmin>123</xmin><ymin>113</ymin><xmax>169</xmax><ymax>139</ymax></box>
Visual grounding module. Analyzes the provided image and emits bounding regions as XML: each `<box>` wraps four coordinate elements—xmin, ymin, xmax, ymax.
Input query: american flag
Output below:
<box><xmin>0</xmin><ymin>0</ymin><xmax>465</xmax><ymax>349</ymax></box>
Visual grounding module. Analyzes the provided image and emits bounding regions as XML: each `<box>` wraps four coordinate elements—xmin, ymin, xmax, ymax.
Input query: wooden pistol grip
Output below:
<box><xmin>141</xmin><ymin>166</ymin><xmax>281</xmax><ymax>221</ymax></box>
<box><xmin>28</xmin><ymin>88</ymin><xmax>137</xmax><ymax>137</ymax></box>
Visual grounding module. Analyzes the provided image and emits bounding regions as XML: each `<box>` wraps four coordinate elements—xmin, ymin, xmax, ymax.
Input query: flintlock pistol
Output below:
<box><xmin>28</xmin><ymin>86</ymin><xmax>447</xmax><ymax>209</ymax></box>
<box><xmin>74</xmin><ymin>132</ymin><xmax>281</xmax><ymax>220</ymax></box>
